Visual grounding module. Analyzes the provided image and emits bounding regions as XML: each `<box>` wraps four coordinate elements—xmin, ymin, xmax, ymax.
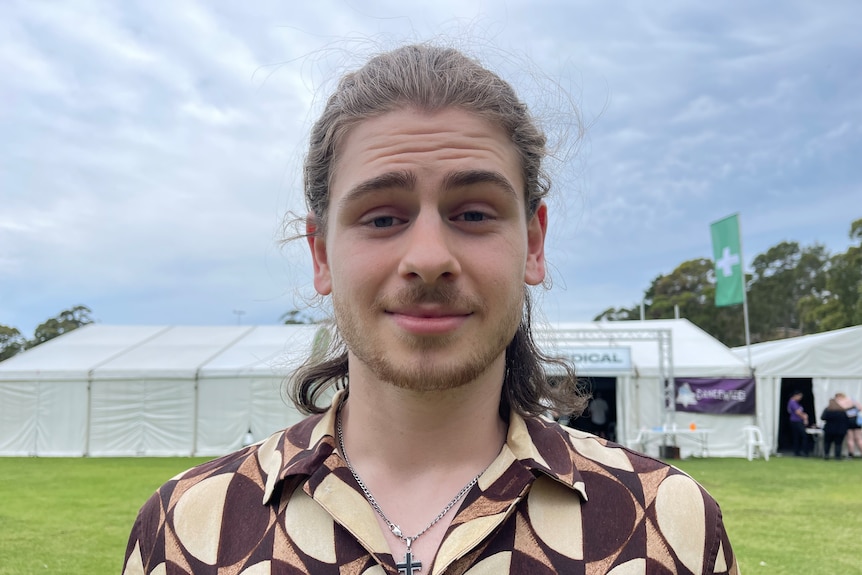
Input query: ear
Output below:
<box><xmin>307</xmin><ymin>214</ymin><xmax>332</xmax><ymax>295</ymax></box>
<box><xmin>524</xmin><ymin>202</ymin><xmax>547</xmax><ymax>286</ymax></box>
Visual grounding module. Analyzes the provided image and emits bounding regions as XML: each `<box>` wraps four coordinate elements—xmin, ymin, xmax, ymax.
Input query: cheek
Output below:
<box><xmin>472</xmin><ymin>245</ymin><xmax>527</xmax><ymax>290</ymax></box>
<box><xmin>328</xmin><ymin>242</ymin><xmax>380</xmax><ymax>292</ymax></box>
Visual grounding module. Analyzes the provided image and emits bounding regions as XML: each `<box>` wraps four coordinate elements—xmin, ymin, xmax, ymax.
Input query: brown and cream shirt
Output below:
<box><xmin>123</xmin><ymin>396</ymin><xmax>738</xmax><ymax>574</ymax></box>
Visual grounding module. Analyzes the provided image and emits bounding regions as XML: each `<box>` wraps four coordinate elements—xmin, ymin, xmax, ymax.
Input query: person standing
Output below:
<box><xmin>787</xmin><ymin>391</ymin><xmax>810</xmax><ymax>456</ymax></box>
<box><xmin>122</xmin><ymin>44</ymin><xmax>738</xmax><ymax>574</ymax></box>
<box><xmin>821</xmin><ymin>396</ymin><xmax>850</xmax><ymax>460</ymax></box>
<box><xmin>588</xmin><ymin>391</ymin><xmax>610</xmax><ymax>438</ymax></box>
<box><xmin>835</xmin><ymin>392</ymin><xmax>862</xmax><ymax>457</ymax></box>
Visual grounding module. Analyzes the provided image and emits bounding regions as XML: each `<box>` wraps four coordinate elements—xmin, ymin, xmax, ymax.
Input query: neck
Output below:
<box><xmin>339</xmin><ymin>353</ymin><xmax>508</xmax><ymax>477</ymax></box>
<box><xmin>337</xmin><ymin>354</ymin><xmax>509</xmax><ymax>568</ymax></box>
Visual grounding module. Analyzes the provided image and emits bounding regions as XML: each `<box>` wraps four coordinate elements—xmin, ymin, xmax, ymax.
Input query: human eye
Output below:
<box><xmin>371</xmin><ymin>215</ymin><xmax>396</xmax><ymax>228</ymax></box>
<box><xmin>359</xmin><ymin>211</ymin><xmax>407</xmax><ymax>230</ymax></box>
<box><xmin>459</xmin><ymin>211</ymin><xmax>487</xmax><ymax>222</ymax></box>
<box><xmin>452</xmin><ymin>207</ymin><xmax>495</xmax><ymax>224</ymax></box>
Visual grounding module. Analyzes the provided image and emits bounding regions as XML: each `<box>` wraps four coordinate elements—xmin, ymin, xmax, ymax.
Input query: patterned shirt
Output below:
<box><xmin>123</xmin><ymin>393</ymin><xmax>738</xmax><ymax>574</ymax></box>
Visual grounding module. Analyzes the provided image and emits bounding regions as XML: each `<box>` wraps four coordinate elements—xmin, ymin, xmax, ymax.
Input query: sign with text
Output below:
<box><xmin>674</xmin><ymin>377</ymin><xmax>756</xmax><ymax>415</ymax></box>
<box><xmin>567</xmin><ymin>347</ymin><xmax>632</xmax><ymax>373</ymax></box>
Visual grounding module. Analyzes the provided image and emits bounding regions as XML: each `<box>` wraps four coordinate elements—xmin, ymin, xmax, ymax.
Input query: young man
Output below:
<box><xmin>123</xmin><ymin>44</ymin><xmax>738</xmax><ymax>574</ymax></box>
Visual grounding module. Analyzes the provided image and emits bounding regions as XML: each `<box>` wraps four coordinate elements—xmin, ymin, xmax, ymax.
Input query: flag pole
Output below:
<box><xmin>710</xmin><ymin>213</ymin><xmax>753</xmax><ymax>370</ymax></box>
<box><xmin>736</xmin><ymin>213</ymin><xmax>753</xmax><ymax>371</ymax></box>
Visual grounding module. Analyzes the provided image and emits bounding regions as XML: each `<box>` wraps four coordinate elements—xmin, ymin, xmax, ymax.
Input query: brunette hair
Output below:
<box><xmin>289</xmin><ymin>43</ymin><xmax>585</xmax><ymax>418</ymax></box>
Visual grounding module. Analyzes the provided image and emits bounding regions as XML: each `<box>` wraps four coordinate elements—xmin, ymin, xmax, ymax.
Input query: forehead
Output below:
<box><xmin>330</xmin><ymin>107</ymin><xmax>523</xmax><ymax>199</ymax></box>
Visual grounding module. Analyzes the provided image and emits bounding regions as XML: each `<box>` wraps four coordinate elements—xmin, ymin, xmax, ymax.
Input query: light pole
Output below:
<box><xmin>232</xmin><ymin>309</ymin><xmax>246</xmax><ymax>325</ymax></box>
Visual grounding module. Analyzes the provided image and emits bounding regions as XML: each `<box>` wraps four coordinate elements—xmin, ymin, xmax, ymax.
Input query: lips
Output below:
<box><xmin>389</xmin><ymin>304</ymin><xmax>471</xmax><ymax>318</ymax></box>
<box><xmin>387</xmin><ymin>306</ymin><xmax>472</xmax><ymax>335</ymax></box>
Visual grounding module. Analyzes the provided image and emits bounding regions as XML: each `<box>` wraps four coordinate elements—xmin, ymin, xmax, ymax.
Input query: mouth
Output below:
<box><xmin>388</xmin><ymin>305</ymin><xmax>471</xmax><ymax>318</ymax></box>
<box><xmin>386</xmin><ymin>306</ymin><xmax>472</xmax><ymax>335</ymax></box>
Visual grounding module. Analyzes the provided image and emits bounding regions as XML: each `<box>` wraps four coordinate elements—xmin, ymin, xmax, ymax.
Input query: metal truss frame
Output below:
<box><xmin>537</xmin><ymin>327</ymin><xmax>676</xmax><ymax>424</ymax></box>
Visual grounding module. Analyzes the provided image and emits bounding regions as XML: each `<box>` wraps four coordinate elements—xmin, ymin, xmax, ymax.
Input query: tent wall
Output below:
<box><xmin>754</xmin><ymin>375</ymin><xmax>780</xmax><ymax>456</ymax></box>
<box><xmin>88</xmin><ymin>379</ymin><xmax>196</xmax><ymax>456</ymax></box>
<box><xmin>0</xmin><ymin>380</ymin><xmax>88</xmax><ymax>456</ymax></box>
<box><xmin>195</xmin><ymin>377</ymin><xmax>253</xmax><ymax>456</ymax></box>
<box><xmin>250</xmin><ymin>377</ymin><xmax>306</xmax><ymax>444</ymax></box>
<box><xmin>194</xmin><ymin>376</ymin><xmax>304</xmax><ymax>457</ymax></box>
<box><xmin>0</xmin><ymin>382</ymin><xmax>38</xmax><ymax>455</ymax></box>
<box><xmin>36</xmin><ymin>380</ymin><xmax>89</xmax><ymax>456</ymax></box>
<box><xmin>618</xmin><ymin>375</ymin><xmax>756</xmax><ymax>458</ymax></box>
<box><xmin>0</xmin><ymin>375</ymin><xmax>306</xmax><ymax>457</ymax></box>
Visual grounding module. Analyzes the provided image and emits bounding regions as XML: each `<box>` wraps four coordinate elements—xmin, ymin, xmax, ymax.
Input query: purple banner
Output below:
<box><xmin>674</xmin><ymin>377</ymin><xmax>756</xmax><ymax>415</ymax></box>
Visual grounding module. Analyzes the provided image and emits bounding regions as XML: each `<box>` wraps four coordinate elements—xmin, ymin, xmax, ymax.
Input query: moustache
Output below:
<box><xmin>377</xmin><ymin>283</ymin><xmax>484</xmax><ymax>311</ymax></box>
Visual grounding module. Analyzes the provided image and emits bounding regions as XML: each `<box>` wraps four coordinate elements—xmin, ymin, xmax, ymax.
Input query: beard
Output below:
<box><xmin>333</xmin><ymin>281</ymin><xmax>522</xmax><ymax>392</ymax></box>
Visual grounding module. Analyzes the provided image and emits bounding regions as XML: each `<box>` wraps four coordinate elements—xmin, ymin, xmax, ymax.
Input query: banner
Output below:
<box><xmin>566</xmin><ymin>347</ymin><xmax>632</xmax><ymax>374</ymax></box>
<box><xmin>710</xmin><ymin>214</ymin><xmax>744</xmax><ymax>307</ymax></box>
<box><xmin>674</xmin><ymin>377</ymin><xmax>756</xmax><ymax>415</ymax></box>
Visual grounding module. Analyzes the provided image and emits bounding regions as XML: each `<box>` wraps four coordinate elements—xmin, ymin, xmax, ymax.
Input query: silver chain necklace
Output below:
<box><xmin>336</xmin><ymin>408</ymin><xmax>484</xmax><ymax>575</ymax></box>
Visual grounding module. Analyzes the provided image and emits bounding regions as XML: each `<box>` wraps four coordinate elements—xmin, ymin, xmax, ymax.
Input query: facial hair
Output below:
<box><xmin>333</xmin><ymin>281</ymin><xmax>522</xmax><ymax>392</ymax></box>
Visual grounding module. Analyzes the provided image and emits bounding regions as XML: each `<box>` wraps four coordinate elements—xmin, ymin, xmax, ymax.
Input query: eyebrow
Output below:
<box><xmin>339</xmin><ymin>169</ymin><xmax>518</xmax><ymax>210</ymax></box>
<box><xmin>339</xmin><ymin>170</ymin><xmax>416</xmax><ymax>210</ymax></box>
<box><xmin>441</xmin><ymin>169</ymin><xmax>518</xmax><ymax>198</ymax></box>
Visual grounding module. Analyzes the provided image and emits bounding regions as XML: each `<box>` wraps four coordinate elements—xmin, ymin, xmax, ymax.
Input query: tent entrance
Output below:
<box><xmin>778</xmin><ymin>378</ymin><xmax>814</xmax><ymax>454</ymax></box>
<box><xmin>566</xmin><ymin>377</ymin><xmax>618</xmax><ymax>442</ymax></box>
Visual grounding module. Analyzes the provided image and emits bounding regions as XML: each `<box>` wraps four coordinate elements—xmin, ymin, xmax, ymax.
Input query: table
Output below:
<box><xmin>634</xmin><ymin>427</ymin><xmax>714</xmax><ymax>458</ymax></box>
<box><xmin>806</xmin><ymin>427</ymin><xmax>824</xmax><ymax>457</ymax></box>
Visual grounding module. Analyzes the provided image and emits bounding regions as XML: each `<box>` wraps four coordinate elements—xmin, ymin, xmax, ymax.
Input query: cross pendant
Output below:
<box><xmin>396</xmin><ymin>550</ymin><xmax>422</xmax><ymax>575</ymax></box>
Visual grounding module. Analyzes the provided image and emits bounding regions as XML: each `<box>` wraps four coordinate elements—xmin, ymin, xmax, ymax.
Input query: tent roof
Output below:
<box><xmin>541</xmin><ymin>318</ymin><xmax>749</xmax><ymax>377</ymax></box>
<box><xmin>0</xmin><ymin>325</ymin><xmax>169</xmax><ymax>380</ymax></box>
<box><xmin>0</xmin><ymin>319</ymin><xmax>747</xmax><ymax>380</ymax></box>
<box><xmin>733</xmin><ymin>325</ymin><xmax>862</xmax><ymax>377</ymax></box>
<box><xmin>198</xmin><ymin>324</ymin><xmax>321</xmax><ymax>376</ymax></box>
<box><xmin>0</xmin><ymin>325</ymin><xmax>318</xmax><ymax>381</ymax></box>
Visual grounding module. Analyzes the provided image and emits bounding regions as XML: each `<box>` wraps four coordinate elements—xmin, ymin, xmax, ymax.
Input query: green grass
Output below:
<box><xmin>0</xmin><ymin>455</ymin><xmax>860</xmax><ymax>574</ymax></box>
<box><xmin>674</xmin><ymin>456</ymin><xmax>862</xmax><ymax>575</ymax></box>
<box><xmin>0</xmin><ymin>457</ymin><xmax>208</xmax><ymax>575</ymax></box>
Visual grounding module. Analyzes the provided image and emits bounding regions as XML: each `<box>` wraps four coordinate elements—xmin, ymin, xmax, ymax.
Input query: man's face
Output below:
<box><xmin>308</xmin><ymin>107</ymin><xmax>547</xmax><ymax>391</ymax></box>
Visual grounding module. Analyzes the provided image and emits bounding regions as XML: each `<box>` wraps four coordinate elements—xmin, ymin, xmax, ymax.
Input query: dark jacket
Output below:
<box><xmin>822</xmin><ymin>404</ymin><xmax>850</xmax><ymax>436</ymax></box>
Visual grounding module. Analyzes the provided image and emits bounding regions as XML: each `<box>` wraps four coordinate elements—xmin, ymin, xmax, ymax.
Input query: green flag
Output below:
<box><xmin>711</xmin><ymin>214</ymin><xmax>744</xmax><ymax>307</ymax></box>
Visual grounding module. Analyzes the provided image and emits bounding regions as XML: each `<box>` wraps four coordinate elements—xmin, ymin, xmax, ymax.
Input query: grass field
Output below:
<box><xmin>1</xmin><ymin>455</ymin><xmax>861</xmax><ymax>574</ymax></box>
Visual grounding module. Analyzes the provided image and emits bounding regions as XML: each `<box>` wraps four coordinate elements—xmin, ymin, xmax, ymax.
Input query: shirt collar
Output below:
<box><xmin>260</xmin><ymin>390</ymin><xmax>601</xmax><ymax>504</ymax></box>
<box><xmin>505</xmin><ymin>409</ymin><xmax>588</xmax><ymax>500</ymax></box>
<box><xmin>259</xmin><ymin>391</ymin><xmax>344</xmax><ymax>504</ymax></box>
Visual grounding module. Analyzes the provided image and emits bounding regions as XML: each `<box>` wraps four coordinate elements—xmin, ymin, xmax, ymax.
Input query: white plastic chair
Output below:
<box><xmin>742</xmin><ymin>425</ymin><xmax>769</xmax><ymax>461</ymax></box>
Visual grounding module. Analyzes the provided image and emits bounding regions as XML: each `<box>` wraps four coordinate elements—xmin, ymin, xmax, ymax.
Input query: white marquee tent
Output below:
<box><xmin>733</xmin><ymin>325</ymin><xmax>862</xmax><ymax>453</ymax></box>
<box><xmin>540</xmin><ymin>319</ymin><xmax>754</xmax><ymax>458</ymax></box>
<box><xmin>0</xmin><ymin>324</ymin><xmax>319</xmax><ymax>456</ymax></box>
<box><xmin>1</xmin><ymin>320</ymin><xmax>755</xmax><ymax>458</ymax></box>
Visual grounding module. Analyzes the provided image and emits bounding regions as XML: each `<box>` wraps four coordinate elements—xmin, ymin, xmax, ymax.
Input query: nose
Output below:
<box><xmin>397</xmin><ymin>213</ymin><xmax>461</xmax><ymax>283</ymax></box>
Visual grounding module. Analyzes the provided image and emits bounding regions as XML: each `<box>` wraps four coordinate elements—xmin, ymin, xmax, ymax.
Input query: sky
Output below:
<box><xmin>2</xmin><ymin>0</ymin><xmax>861</xmax><ymax>333</ymax></box>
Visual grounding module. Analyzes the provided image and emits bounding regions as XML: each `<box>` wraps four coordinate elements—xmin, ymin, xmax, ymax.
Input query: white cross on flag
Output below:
<box><xmin>710</xmin><ymin>214</ymin><xmax>744</xmax><ymax>307</ymax></box>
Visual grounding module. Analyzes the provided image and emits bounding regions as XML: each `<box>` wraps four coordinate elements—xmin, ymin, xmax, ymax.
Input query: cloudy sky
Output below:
<box><xmin>2</xmin><ymin>1</ymin><xmax>860</xmax><ymax>333</ymax></box>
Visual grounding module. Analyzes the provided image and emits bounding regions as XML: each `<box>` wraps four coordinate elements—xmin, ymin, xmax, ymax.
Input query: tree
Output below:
<box><xmin>809</xmin><ymin>218</ymin><xmax>862</xmax><ymax>331</ymax></box>
<box><xmin>0</xmin><ymin>325</ymin><xmax>27</xmax><ymax>361</ymax></box>
<box><xmin>593</xmin><ymin>307</ymin><xmax>639</xmax><ymax>321</ymax></box>
<box><xmin>643</xmin><ymin>258</ymin><xmax>747</xmax><ymax>346</ymax></box>
<box><xmin>746</xmin><ymin>242</ymin><xmax>829</xmax><ymax>340</ymax></box>
<box><xmin>280</xmin><ymin>309</ymin><xmax>317</xmax><ymax>325</ymax></box>
<box><xmin>595</xmin><ymin>258</ymin><xmax>747</xmax><ymax>346</ymax></box>
<box><xmin>28</xmin><ymin>305</ymin><xmax>94</xmax><ymax>349</ymax></box>
<box><xmin>595</xmin><ymin>217</ymin><xmax>860</xmax><ymax>345</ymax></box>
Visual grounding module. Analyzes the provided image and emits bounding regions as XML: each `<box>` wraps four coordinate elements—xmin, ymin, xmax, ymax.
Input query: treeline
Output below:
<box><xmin>0</xmin><ymin>305</ymin><xmax>94</xmax><ymax>361</ymax></box>
<box><xmin>594</xmin><ymin>218</ymin><xmax>862</xmax><ymax>347</ymax></box>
